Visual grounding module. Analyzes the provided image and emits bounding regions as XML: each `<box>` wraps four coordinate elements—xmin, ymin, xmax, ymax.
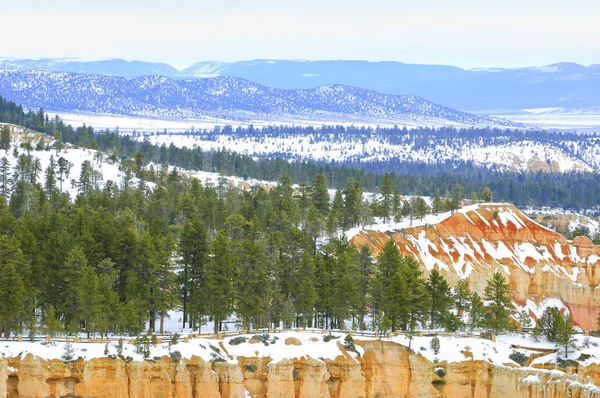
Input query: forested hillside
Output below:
<box><xmin>0</xmin><ymin>95</ymin><xmax>590</xmax><ymax>346</ymax></box>
<box><xmin>140</xmin><ymin>124</ymin><xmax>600</xmax><ymax>173</ymax></box>
<box><xmin>2</xmin><ymin>96</ymin><xmax>600</xmax><ymax>209</ymax></box>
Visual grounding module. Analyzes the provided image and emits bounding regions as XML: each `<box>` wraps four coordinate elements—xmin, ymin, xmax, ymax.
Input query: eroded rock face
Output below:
<box><xmin>352</xmin><ymin>204</ymin><xmax>600</xmax><ymax>331</ymax></box>
<box><xmin>294</xmin><ymin>357</ymin><xmax>330</xmax><ymax>398</ymax></box>
<box><xmin>0</xmin><ymin>360</ymin><xmax>7</xmax><ymax>398</ymax></box>
<box><xmin>3</xmin><ymin>340</ymin><xmax>600</xmax><ymax>398</ymax></box>
<box><xmin>266</xmin><ymin>359</ymin><xmax>294</xmax><ymax>398</ymax></box>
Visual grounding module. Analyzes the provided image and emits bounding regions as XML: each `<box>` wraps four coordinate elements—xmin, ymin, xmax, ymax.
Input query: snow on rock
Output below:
<box><xmin>351</xmin><ymin>203</ymin><xmax>600</xmax><ymax>331</ymax></box>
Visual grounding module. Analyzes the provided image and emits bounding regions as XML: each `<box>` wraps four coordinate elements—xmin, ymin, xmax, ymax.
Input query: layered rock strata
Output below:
<box><xmin>352</xmin><ymin>204</ymin><xmax>600</xmax><ymax>330</ymax></box>
<box><xmin>2</xmin><ymin>339</ymin><xmax>600</xmax><ymax>397</ymax></box>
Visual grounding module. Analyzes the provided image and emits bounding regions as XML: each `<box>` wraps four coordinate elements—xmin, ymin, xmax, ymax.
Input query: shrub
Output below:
<box><xmin>229</xmin><ymin>336</ymin><xmax>248</xmax><ymax>346</ymax></box>
<box><xmin>323</xmin><ymin>334</ymin><xmax>339</xmax><ymax>343</ymax></box>
<box><xmin>116</xmin><ymin>338</ymin><xmax>124</xmax><ymax>355</ymax></box>
<box><xmin>430</xmin><ymin>337</ymin><xmax>441</xmax><ymax>355</ymax></box>
<box><xmin>211</xmin><ymin>352</ymin><xmax>226</xmax><ymax>362</ymax></box>
<box><xmin>169</xmin><ymin>333</ymin><xmax>180</xmax><ymax>347</ymax></box>
<box><xmin>509</xmin><ymin>351</ymin><xmax>528</xmax><ymax>366</ymax></box>
<box><xmin>556</xmin><ymin>358</ymin><xmax>578</xmax><ymax>368</ymax></box>
<box><xmin>170</xmin><ymin>350</ymin><xmax>182</xmax><ymax>363</ymax></box>
<box><xmin>343</xmin><ymin>334</ymin><xmax>359</xmax><ymax>356</ymax></box>
<box><xmin>577</xmin><ymin>353</ymin><xmax>592</xmax><ymax>362</ymax></box>
<box><xmin>251</xmin><ymin>334</ymin><xmax>271</xmax><ymax>346</ymax></box>
<box><xmin>134</xmin><ymin>335</ymin><xmax>152</xmax><ymax>360</ymax></box>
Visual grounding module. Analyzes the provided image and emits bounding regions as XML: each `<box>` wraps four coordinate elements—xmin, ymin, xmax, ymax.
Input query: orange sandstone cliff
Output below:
<box><xmin>2</xmin><ymin>340</ymin><xmax>600</xmax><ymax>398</ymax></box>
<box><xmin>351</xmin><ymin>204</ymin><xmax>600</xmax><ymax>331</ymax></box>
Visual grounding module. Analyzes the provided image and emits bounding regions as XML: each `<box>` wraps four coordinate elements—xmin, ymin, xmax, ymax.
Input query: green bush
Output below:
<box><xmin>430</xmin><ymin>337</ymin><xmax>441</xmax><ymax>355</ymax></box>
<box><xmin>323</xmin><ymin>334</ymin><xmax>339</xmax><ymax>343</ymax></box>
<box><xmin>229</xmin><ymin>336</ymin><xmax>248</xmax><ymax>346</ymax></box>
<box><xmin>509</xmin><ymin>351</ymin><xmax>528</xmax><ymax>366</ymax></box>
<box><xmin>170</xmin><ymin>350</ymin><xmax>182</xmax><ymax>363</ymax></box>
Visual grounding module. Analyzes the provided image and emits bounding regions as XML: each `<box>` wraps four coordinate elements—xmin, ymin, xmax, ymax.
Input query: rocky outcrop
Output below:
<box><xmin>352</xmin><ymin>204</ymin><xmax>600</xmax><ymax>331</ymax></box>
<box><xmin>3</xmin><ymin>339</ymin><xmax>600</xmax><ymax>397</ymax></box>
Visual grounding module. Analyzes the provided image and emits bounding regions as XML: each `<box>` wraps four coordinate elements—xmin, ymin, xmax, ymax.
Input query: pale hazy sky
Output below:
<box><xmin>1</xmin><ymin>0</ymin><xmax>599</xmax><ymax>68</ymax></box>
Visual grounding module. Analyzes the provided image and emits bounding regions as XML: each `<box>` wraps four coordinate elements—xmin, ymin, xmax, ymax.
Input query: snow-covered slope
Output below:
<box><xmin>138</xmin><ymin>131</ymin><xmax>597</xmax><ymax>173</ymax></box>
<box><xmin>352</xmin><ymin>203</ymin><xmax>600</xmax><ymax>331</ymax></box>
<box><xmin>0</xmin><ymin>70</ymin><xmax>520</xmax><ymax>128</ymax></box>
<box><xmin>0</xmin><ymin>123</ymin><xmax>125</xmax><ymax>198</ymax></box>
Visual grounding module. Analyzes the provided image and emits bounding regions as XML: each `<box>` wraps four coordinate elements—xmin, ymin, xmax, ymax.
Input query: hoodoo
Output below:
<box><xmin>352</xmin><ymin>204</ymin><xmax>600</xmax><ymax>331</ymax></box>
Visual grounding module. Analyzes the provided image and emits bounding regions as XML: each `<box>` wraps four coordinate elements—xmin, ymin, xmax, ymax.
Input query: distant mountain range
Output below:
<box><xmin>0</xmin><ymin>70</ymin><xmax>520</xmax><ymax>127</ymax></box>
<box><xmin>1</xmin><ymin>58</ymin><xmax>600</xmax><ymax>111</ymax></box>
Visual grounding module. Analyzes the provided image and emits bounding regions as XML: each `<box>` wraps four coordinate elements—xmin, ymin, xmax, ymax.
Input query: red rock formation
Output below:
<box><xmin>352</xmin><ymin>204</ymin><xmax>600</xmax><ymax>331</ymax></box>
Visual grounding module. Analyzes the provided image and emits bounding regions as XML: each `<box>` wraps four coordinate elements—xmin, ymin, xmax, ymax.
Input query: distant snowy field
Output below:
<box><xmin>488</xmin><ymin>109</ymin><xmax>600</xmax><ymax>132</ymax></box>
<box><xmin>49</xmin><ymin>111</ymin><xmax>494</xmax><ymax>133</ymax></box>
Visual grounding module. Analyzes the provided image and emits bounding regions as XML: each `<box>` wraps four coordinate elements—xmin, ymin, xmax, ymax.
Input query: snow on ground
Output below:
<box><xmin>1</xmin><ymin>331</ymin><xmax>598</xmax><ymax>370</ymax></box>
<box><xmin>488</xmin><ymin>110</ymin><xmax>600</xmax><ymax>132</ymax></box>
<box><xmin>0</xmin><ymin>127</ymin><xmax>125</xmax><ymax>198</ymax></box>
<box><xmin>134</xmin><ymin>132</ymin><xmax>595</xmax><ymax>173</ymax></box>
<box><xmin>49</xmin><ymin>111</ymin><xmax>414</xmax><ymax>133</ymax></box>
<box><xmin>345</xmin><ymin>204</ymin><xmax>482</xmax><ymax>239</ymax></box>
<box><xmin>0</xmin><ymin>331</ymin><xmax>360</xmax><ymax>364</ymax></box>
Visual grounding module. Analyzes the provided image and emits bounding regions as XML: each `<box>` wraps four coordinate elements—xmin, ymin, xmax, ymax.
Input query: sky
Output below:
<box><xmin>1</xmin><ymin>0</ymin><xmax>599</xmax><ymax>69</ymax></box>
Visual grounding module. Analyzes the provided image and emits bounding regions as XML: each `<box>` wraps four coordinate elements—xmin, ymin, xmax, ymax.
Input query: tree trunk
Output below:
<box><xmin>182</xmin><ymin>267</ymin><xmax>188</xmax><ymax>329</ymax></box>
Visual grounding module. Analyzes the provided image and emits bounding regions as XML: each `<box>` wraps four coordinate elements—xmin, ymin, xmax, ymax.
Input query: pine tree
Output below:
<box><xmin>96</xmin><ymin>258</ymin><xmax>120</xmax><ymax>337</ymax></box>
<box><xmin>76</xmin><ymin>266</ymin><xmax>102</xmax><ymax>337</ymax></box>
<box><xmin>329</xmin><ymin>237</ymin><xmax>360</xmax><ymax>329</ymax></box>
<box><xmin>533</xmin><ymin>307</ymin><xmax>561</xmax><ymax>342</ymax></box>
<box><xmin>516</xmin><ymin>310</ymin><xmax>532</xmax><ymax>329</ymax></box>
<box><xmin>0</xmin><ymin>235</ymin><xmax>26</xmax><ymax>337</ymax></box>
<box><xmin>204</xmin><ymin>230</ymin><xmax>234</xmax><ymax>333</ymax></box>
<box><xmin>0</xmin><ymin>125</ymin><xmax>11</xmax><ymax>151</ymax></box>
<box><xmin>311</xmin><ymin>173</ymin><xmax>330</xmax><ymax>217</ymax></box>
<box><xmin>290</xmin><ymin>250</ymin><xmax>317</xmax><ymax>328</ymax></box>
<box><xmin>326</xmin><ymin>189</ymin><xmax>343</xmax><ymax>235</ymax></box>
<box><xmin>343</xmin><ymin>179</ymin><xmax>363</xmax><ymax>229</ymax></box>
<box><xmin>60</xmin><ymin>247</ymin><xmax>88</xmax><ymax>332</ymax></box>
<box><xmin>43</xmin><ymin>305</ymin><xmax>61</xmax><ymax>337</ymax></box>
<box><xmin>44</xmin><ymin>156</ymin><xmax>57</xmax><ymax>194</ymax></box>
<box><xmin>372</xmin><ymin>239</ymin><xmax>402</xmax><ymax>330</ymax></box>
<box><xmin>357</xmin><ymin>245</ymin><xmax>373</xmax><ymax>330</ymax></box>
<box><xmin>57</xmin><ymin>157</ymin><xmax>71</xmax><ymax>191</ymax></box>
<box><xmin>304</xmin><ymin>205</ymin><xmax>324</xmax><ymax>254</ymax></box>
<box><xmin>392</xmin><ymin>189</ymin><xmax>402</xmax><ymax>223</ymax></box>
<box><xmin>483</xmin><ymin>272</ymin><xmax>513</xmax><ymax>334</ymax></box>
<box><xmin>414</xmin><ymin>197</ymin><xmax>430</xmax><ymax>220</ymax></box>
<box><xmin>555</xmin><ymin>315</ymin><xmax>577</xmax><ymax>358</ymax></box>
<box><xmin>0</xmin><ymin>157</ymin><xmax>10</xmax><ymax>198</ymax></box>
<box><xmin>432</xmin><ymin>193</ymin><xmax>444</xmax><ymax>214</ymax></box>
<box><xmin>179</xmin><ymin>218</ymin><xmax>209</xmax><ymax>329</ymax></box>
<box><xmin>235</xmin><ymin>236</ymin><xmax>270</xmax><ymax>330</ymax></box>
<box><xmin>454</xmin><ymin>279</ymin><xmax>470</xmax><ymax>318</ymax></box>
<box><xmin>401</xmin><ymin>256</ymin><xmax>430</xmax><ymax>347</ymax></box>
<box><xmin>379</xmin><ymin>173</ymin><xmax>393</xmax><ymax>223</ymax></box>
<box><xmin>480</xmin><ymin>187</ymin><xmax>493</xmax><ymax>203</ymax></box>
<box><xmin>467</xmin><ymin>292</ymin><xmax>486</xmax><ymax>333</ymax></box>
<box><xmin>425</xmin><ymin>269</ymin><xmax>453</xmax><ymax>329</ymax></box>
